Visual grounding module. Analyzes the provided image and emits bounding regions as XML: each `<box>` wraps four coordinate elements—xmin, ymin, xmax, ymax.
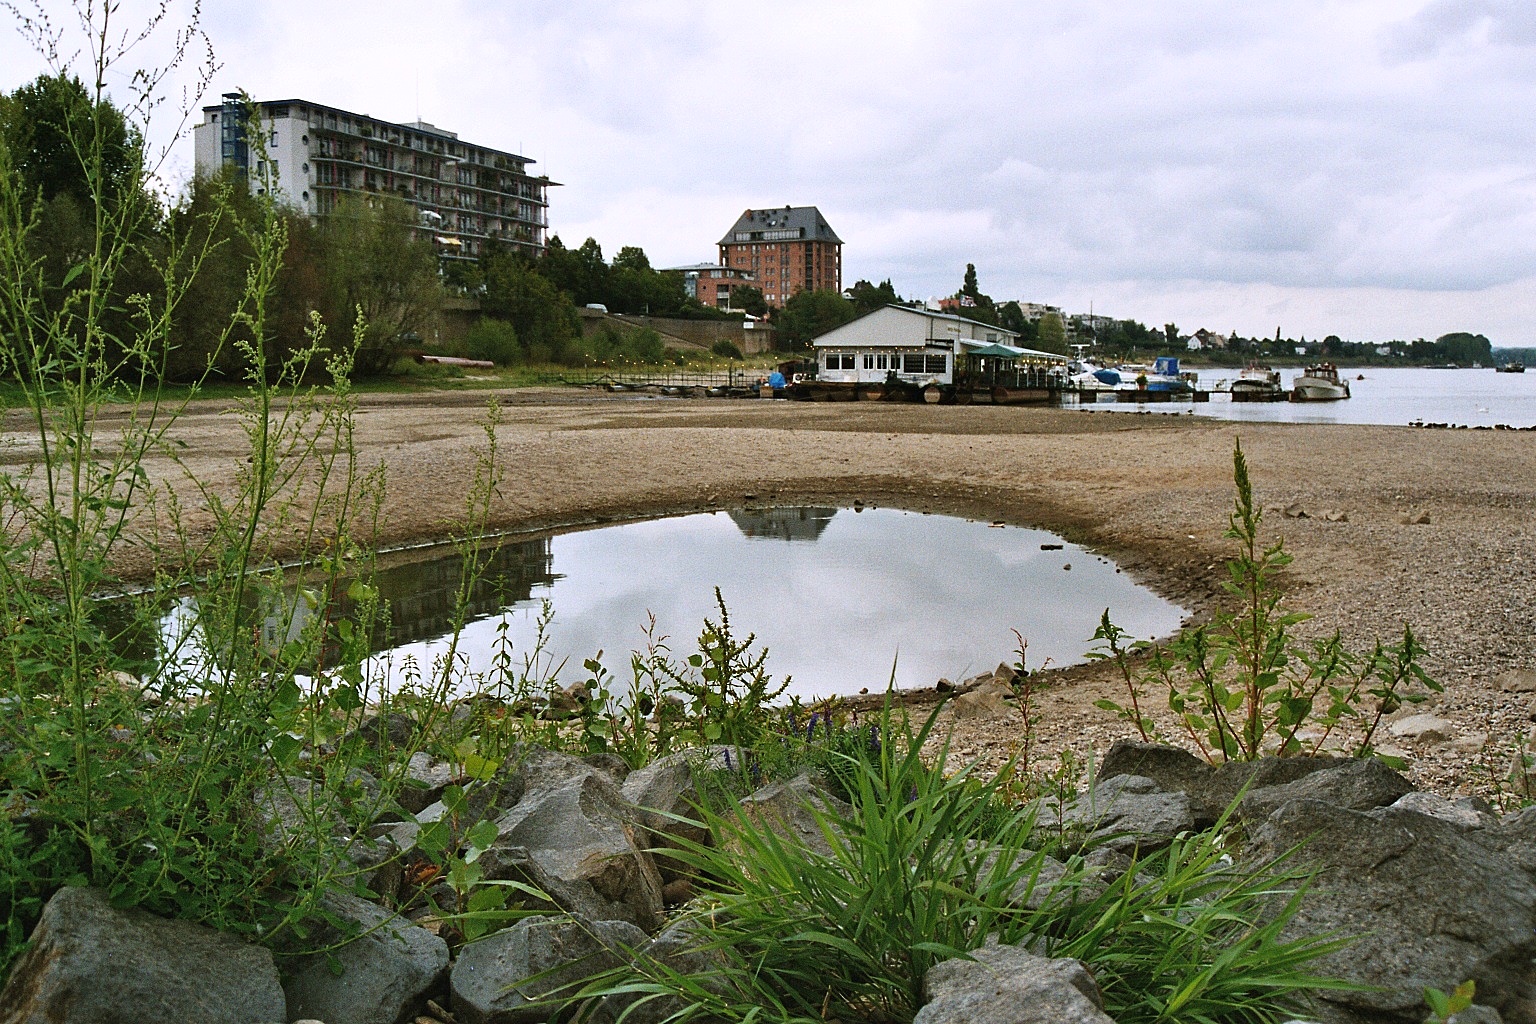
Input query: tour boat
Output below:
<box><xmin>1291</xmin><ymin>363</ymin><xmax>1351</xmax><ymax>402</ymax></box>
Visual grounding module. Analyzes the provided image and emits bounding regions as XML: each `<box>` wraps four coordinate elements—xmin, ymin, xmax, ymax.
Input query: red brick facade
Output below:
<box><xmin>717</xmin><ymin>207</ymin><xmax>842</xmax><ymax>308</ymax></box>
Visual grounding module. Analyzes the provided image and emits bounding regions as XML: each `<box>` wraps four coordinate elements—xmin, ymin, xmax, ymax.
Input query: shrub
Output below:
<box><xmin>710</xmin><ymin>339</ymin><xmax>744</xmax><ymax>359</ymax></box>
<box><xmin>463</xmin><ymin>316</ymin><xmax>522</xmax><ymax>365</ymax></box>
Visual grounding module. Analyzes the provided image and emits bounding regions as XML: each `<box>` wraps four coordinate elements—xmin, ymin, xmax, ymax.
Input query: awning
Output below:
<box><xmin>958</xmin><ymin>339</ymin><xmax>1067</xmax><ymax>361</ymax></box>
<box><xmin>434</xmin><ymin>235</ymin><xmax>462</xmax><ymax>246</ymax></box>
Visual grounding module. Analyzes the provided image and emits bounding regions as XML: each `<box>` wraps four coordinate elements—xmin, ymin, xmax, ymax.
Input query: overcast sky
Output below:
<box><xmin>5</xmin><ymin>0</ymin><xmax>1535</xmax><ymax>344</ymax></box>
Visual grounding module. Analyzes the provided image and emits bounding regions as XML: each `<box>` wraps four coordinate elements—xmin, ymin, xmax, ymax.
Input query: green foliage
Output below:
<box><xmin>774</xmin><ymin>288</ymin><xmax>856</xmax><ymax>349</ymax></box>
<box><xmin>1098</xmin><ymin>441</ymin><xmax>1441</xmax><ymax>762</ymax></box>
<box><xmin>1432</xmin><ymin>332</ymin><xmax>1493</xmax><ymax>366</ymax></box>
<box><xmin>463</xmin><ymin>317</ymin><xmax>521</xmax><ymax>366</ymax></box>
<box><xmin>847</xmin><ymin>278</ymin><xmax>901</xmax><ymax>316</ymax></box>
<box><xmin>731</xmin><ymin>284</ymin><xmax>767</xmax><ymax>317</ymax></box>
<box><xmin>317</xmin><ymin>194</ymin><xmax>443</xmax><ymax>375</ymax></box>
<box><xmin>1424</xmin><ymin>980</ymin><xmax>1477</xmax><ymax>1023</ymax></box>
<box><xmin>480</xmin><ymin>249</ymin><xmax>580</xmax><ymax>362</ymax></box>
<box><xmin>1036</xmin><ymin>311</ymin><xmax>1069</xmax><ymax>354</ymax></box>
<box><xmin>709</xmin><ymin>338</ymin><xmax>743</xmax><ymax>359</ymax></box>
<box><xmin>1</xmin><ymin>73</ymin><xmax>137</xmax><ymax>206</ymax></box>
<box><xmin>577</xmin><ymin>703</ymin><xmax>1344</xmax><ymax>1024</ymax></box>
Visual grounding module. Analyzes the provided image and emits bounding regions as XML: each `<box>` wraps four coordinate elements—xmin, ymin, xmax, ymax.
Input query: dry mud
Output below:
<box><xmin>8</xmin><ymin>386</ymin><xmax>1533</xmax><ymax>797</ymax></box>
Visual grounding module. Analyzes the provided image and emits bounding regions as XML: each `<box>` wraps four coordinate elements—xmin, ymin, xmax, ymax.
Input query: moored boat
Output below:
<box><xmin>1230</xmin><ymin>364</ymin><xmax>1284</xmax><ymax>401</ymax></box>
<box><xmin>1291</xmin><ymin>363</ymin><xmax>1351</xmax><ymax>401</ymax></box>
<box><xmin>1496</xmin><ymin>361</ymin><xmax>1525</xmax><ymax>374</ymax></box>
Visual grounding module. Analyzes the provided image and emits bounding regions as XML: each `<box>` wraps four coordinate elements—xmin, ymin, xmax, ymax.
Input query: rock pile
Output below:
<box><xmin>3</xmin><ymin>739</ymin><xmax>1533</xmax><ymax>1024</ymax></box>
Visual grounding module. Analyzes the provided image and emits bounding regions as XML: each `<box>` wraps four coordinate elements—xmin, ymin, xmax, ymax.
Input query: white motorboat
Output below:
<box><xmin>1230</xmin><ymin>364</ymin><xmax>1283</xmax><ymax>401</ymax></box>
<box><xmin>1291</xmin><ymin>363</ymin><xmax>1351</xmax><ymax>401</ymax></box>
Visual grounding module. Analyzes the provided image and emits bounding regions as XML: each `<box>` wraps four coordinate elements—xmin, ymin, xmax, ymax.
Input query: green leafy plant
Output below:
<box><xmin>1424</xmin><ymin>979</ymin><xmax>1477</xmax><ymax>1023</ymax></box>
<box><xmin>408</xmin><ymin>784</ymin><xmax>542</xmax><ymax>948</ymax></box>
<box><xmin>1098</xmin><ymin>440</ymin><xmax>1440</xmax><ymax>763</ymax></box>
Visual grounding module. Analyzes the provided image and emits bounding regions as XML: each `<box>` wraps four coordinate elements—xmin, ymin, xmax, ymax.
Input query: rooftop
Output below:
<box><xmin>719</xmin><ymin>205</ymin><xmax>841</xmax><ymax>246</ymax></box>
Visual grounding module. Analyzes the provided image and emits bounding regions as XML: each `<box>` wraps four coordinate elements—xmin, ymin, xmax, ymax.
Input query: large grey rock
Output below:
<box><xmin>1243</xmin><ymin>799</ymin><xmax>1536</xmax><ymax>1022</ymax></box>
<box><xmin>915</xmin><ymin>942</ymin><xmax>1114</xmax><ymax>1024</ymax></box>
<box><xmin>399</xmin><ymin>751</ymin><xmax>455</xmax><ymax>814</ymax></box>
<box><xmin>480</xmin><ymin>747</ymin><xmax>664</xmax><ymax>932</ymax></box>
<box><xmin>1098</xmin><ymin>741</ymin><xmax>1214</xmax><ymax>802</ymax></box>
<box><xmin>620</xmin><ymin>747</ymin><xmax>734</xmax><ymax>883</ymax></box>
<box><xmin>450</xmin><ymin>915</ymin><xmax>646</xmax><ymax>1024</ymax></box>
<box><xmin>1042</xmin><ymin>774</ymin><xmax>1196</xmax><ymax>854</ymax></box>
<box><xmin>1389</xmin><ymin>714</ymin><xmax>1454</xmax><ymax>744</ymax></box>
<box><xmin>255</xmin><ymin>774</ymin><xmax>338</xmax><ymax>849</ymax></box>
<box><xmin>281</xmin><ymin>892</ymin><xmax>448</xmax><ymax>1024</ymax></box>
<box><xmin>1392</xmin><ymin>791</ymin><xmax>1494</xmax><ymax>831</ymax></box>
<box><xmin>1478</xmin><ymin>805</ymin><xmax>1536</xmax><ymax>875</ymax></box>
<box><xmin>1095</xmin><ymin>743</ymin><xmax>1406</xmax><ymax>827</ymax></box>
<box><xmin>0</xmin><ymin>886</ymin><xmax>286</xmax><ymax>1024</ymax></box>
<box><xmin>1238</xmin><ymin>757</ymin><xmax>1412</xmax><ymax>822</ymax></box>
<box><xmin>735</xmin><ymin>772</ymin><xmax>853</xmax><ymax>859</ymax></box>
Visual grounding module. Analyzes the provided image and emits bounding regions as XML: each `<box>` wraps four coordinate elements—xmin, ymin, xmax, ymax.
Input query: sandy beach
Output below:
<box><xmin>7</xmin><ymin>386</ymin><xmax>1533</xmax><ymax>797</ymax></box>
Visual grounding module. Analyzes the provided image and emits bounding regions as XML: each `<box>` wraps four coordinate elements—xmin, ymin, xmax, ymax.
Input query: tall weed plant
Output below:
<box><xmin>1095</xmin><ymin>440</ymin><xmax>1440</xmax><ymax>762</ymax></box>
<box><xmin>0</xmin><ymin>2</ymin><xmax>454</xmax><ymax>967</ymax></box>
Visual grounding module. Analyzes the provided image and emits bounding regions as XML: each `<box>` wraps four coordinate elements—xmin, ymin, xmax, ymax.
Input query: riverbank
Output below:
<box><xmin>8</xmin><ymin>386</ymin><xmax>1533</xmax><ymax>798</ymax></box>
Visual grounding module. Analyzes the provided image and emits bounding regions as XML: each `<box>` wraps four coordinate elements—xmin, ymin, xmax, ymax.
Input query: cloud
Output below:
<box><xmin>5</xmin><ymin>0</ymin><xmax>1536</xmax><ymax>341</ymax></box>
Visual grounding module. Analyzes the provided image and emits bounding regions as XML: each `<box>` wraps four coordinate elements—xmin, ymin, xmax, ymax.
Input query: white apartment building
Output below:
<box><xmin>193</xmin><ymin>94</ymin><xmax>556</xmax><ymax>260</ymax></box>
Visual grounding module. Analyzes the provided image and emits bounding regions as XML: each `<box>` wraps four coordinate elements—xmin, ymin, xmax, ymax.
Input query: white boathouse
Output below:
<box><xmin>812</xmin><ymin>305</ymin><xmax>1066</xmax><ymax>387</ymax></box>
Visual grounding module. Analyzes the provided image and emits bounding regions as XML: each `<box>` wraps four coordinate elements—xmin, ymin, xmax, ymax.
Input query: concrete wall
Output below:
<box><xmin>606</xmin><ymin>314</ymin><xmax>777</xmax><ymax>355</ymax></box>
<box><xmin>431</xmin><ymin>300</ymin><xmax>780</xmax><ymax>356</ymax></box>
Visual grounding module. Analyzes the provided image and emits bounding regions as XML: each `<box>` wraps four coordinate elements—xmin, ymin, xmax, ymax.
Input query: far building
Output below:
<box><xmin>718</xmin><ymin>205</ymin><xmax>842</xmax><ymax>307</ymax></box>
<box><xmin>812</xmin><ymin>305</ymin><xmax>1065</xmax><ymax>387</ymax></box>
<box><xmin>662</xmin><ymin>263</ymin><xmax>758</xmax><ymax>310</ymax></box>
<box><xmin>192</xmin><ymin>94</ymin><xmax>558</xmax><ymax>263</ymax></box>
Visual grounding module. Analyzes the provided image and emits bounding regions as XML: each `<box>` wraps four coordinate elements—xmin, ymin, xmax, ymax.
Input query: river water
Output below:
<box><xmin>1069</xmin><ymin>366</ymin><xmax>1536</xmax><ymax>429</ymax></box>
<box><xmin>156</xmin><ymin>507</ymin><xmax>1187</xmax><ymax>700</ymax></box>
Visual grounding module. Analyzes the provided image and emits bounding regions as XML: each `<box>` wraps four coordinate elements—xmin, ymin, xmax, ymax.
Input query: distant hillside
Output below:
<box><xmin>1493</xmin><ymin>347</ymin><xmax>1536</xmax><ymax>363</ymax></box>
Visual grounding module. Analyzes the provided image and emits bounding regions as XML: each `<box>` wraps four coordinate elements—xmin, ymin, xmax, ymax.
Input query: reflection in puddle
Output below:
<box><xmin>156</xmin><ymin>507</ymin><xmax>1186</xmax><ymax>699</ymax></box>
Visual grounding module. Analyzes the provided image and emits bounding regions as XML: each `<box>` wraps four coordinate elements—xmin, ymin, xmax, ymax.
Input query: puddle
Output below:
<box><xmin>153</xmin><ymin>507</ymin><xmax>1186</xmax><ymax>699</ymax></box>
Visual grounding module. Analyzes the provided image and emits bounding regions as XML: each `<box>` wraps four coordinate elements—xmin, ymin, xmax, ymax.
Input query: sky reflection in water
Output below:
<box><xmin>351</xmin><ymin>507</ymin><xmax>1186</xmax><ymax>699</ymax></box>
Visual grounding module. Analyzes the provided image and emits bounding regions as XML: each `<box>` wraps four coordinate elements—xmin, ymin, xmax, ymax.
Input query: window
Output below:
<box><xmin>878</xmin><ymin>354</ymin><xmax>887</xmax><ymax>370</ymax></box>
<box><xmin>825</xmin><ymin>353</ymin><xmax>854</xmax><ymax>370</ymax></box>
<box><xmin>903</xmin><ymin>354</ymin><xmax>946</xmax><ymax>374</ymax></box>
<box><xmin>863</xmin><ymin>354</ymin><xmax>874</xmax><ymax>369</ymax></box>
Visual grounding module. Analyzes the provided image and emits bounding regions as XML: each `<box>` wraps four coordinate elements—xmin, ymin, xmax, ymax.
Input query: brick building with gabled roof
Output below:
<box><xmin>717</xmin><ymin>205</ymin><xmax>842</xmax><ymax>307</ymax></box>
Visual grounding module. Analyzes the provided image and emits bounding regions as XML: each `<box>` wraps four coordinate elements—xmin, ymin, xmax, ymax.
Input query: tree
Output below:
<box><xmin>1035</xmin><ymin>311</ymin><xmax>1068</xmax><ymax>354</ymax></box>
<box><xmin>1</xmin><ymin>73</ymin><xmax>137</xmax><ymax>206</ymax></box>
<box><xmin>847</xmin><ymin>278</ymin><xmax>901</xmax><ymax>316</ymax></box>
<box><xmin>775</xmin><ymin>289</ymin><xmax>856</xmax><ymax>349</ymax></box>
<box><xmin>1434</xmin><ymin>332</ymin><xmax>1493</xmax><ymax>366</ymax></box>
<box><xmin>481</xmin><ymin>250</ymin><xmax>580</xmax><ymax>362</ymax></box>
<box><xmin>732</xmin><ymin>285</ymin><xmax>768</xmax><ymax>317</ymax></box>
<box><xmin>318</xmin><ymin>194</ymin><xmax>444</xmax><ymax>374</ymax></box>
<box><xmin>463</xmin><ymin>317</ymin><xmax>521</xmax><ymax>365</ymax></box>
<box><xmin>962</xmin><ymin>264</ymin><xmax>981</xmax><ymax>300</ymax></box>
<box><xmin>611</xmin><ymin>245</ymin><xmax>651</xmax><ymax>273</ymax></box>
